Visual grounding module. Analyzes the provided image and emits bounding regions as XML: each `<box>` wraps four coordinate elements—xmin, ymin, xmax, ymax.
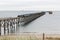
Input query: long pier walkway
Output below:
<box><xmin>0</xmin><ymin>11</ymin><xmax>52</xmax><ymax>35</ymax></box>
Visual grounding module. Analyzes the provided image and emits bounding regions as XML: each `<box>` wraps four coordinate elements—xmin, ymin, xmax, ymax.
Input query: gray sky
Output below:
<box><xmin>0</xmin><ymin>0</ymin><xmax>60</xmax><ymax>11</ymax></box>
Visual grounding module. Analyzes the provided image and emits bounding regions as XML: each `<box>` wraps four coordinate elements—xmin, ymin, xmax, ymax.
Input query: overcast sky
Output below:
<box><xmin>0</xmin><ymin>0</ymin><xmax>60</xmax><ymax>34</ymax></box>
<box><xmin>0</xmin><ymin>0</ymin><xmax>60</xmax><ymax>11</ymax></box>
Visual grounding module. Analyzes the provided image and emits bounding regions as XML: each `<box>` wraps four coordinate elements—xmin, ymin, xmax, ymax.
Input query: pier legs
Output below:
<box><xmin>1</xmin><ymin>21</ymin><xmax>4</xmax><ymax>35</ymax></box>
<box><xmin>0</xmin><ymin>18</ymin><xmax>19</xmax><ymax>36</ymax></box>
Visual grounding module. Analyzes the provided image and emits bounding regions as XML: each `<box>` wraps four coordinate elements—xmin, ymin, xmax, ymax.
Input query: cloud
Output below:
<box><xmin>0</xmin><ymin>0</ymin><xmax>60</xmax><ymax>11</ymax></box>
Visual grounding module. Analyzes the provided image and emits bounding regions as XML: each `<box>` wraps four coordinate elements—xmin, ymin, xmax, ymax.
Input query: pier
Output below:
<box><xmin>0</xmin><ymin>11</ymin><xmax>52</xmax><ymax>35</ymax></box>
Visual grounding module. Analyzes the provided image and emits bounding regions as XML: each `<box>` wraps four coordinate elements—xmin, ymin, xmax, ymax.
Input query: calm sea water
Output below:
<box><xmin>0</xmin><ymin>11</ymin><xmax>60</xmax><ymax>34</ymax></box>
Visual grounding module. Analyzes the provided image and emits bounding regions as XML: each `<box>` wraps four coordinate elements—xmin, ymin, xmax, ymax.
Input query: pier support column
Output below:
<box><xmin>8</xmin><ymin>21</ymin><xmax>11</xmax><ymax>35</ymax></box>
<box><xmin>9</xmin><ymin>20</ymin><xmax>13</xmax><ymax>34</ymax></box>
<box><xmin>15</xmin><ymin>19</ymin><xmax>19</xmax><ymax>33</ymax></box>
<box><xmin>1</xmin><ymin>21</ymin><xmax>4</xmax><ymax>35</ymax></box>
<box><xmin>0</xmin><ymin>21</ymin><xmax>1</xmax><ymax>35</ymax></box>
<box><xmin>4</xmin><ymin>21</ymin><xmax>9</xmax><ymax>35</ymax></box>
<box><xmin>10</xmin><ymin>19</ymin><xmax>16</xmax><ymax>34</ymax></box>
<box><xmin>12</xmin><ymin>19</ymin><xmax>17</xmax><ymax>34</ymax></box>
<box><xmin>1</xmin><ymin>27</ymin><xmax>4</xmax><ymax>35</ymax></box>
<box><xmin>14</xmin><ymin>19</ymin><xmax>17</xmax><ymax>33</ymax></box>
